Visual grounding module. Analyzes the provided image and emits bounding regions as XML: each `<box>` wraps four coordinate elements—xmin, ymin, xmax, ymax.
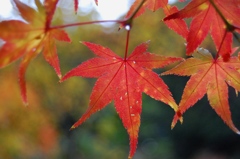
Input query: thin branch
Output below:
<box><xmin>215</xmin><ymin>30</ymin><xmax>227</xmax><ymax>59</ymax></box>
<box><xmin>120</xmin><ymin>0</ymin><xmax>146</xmax><ymax>28</ymax></box>
<box><xmin>50</xmin><ymin>20</ymin><xmax>124</xmax><ymax>30</ymax></box>
<box><xmin>49</xmin><ymin>0</ymin><xmax>146</xmax><ymax>32</ymax></box>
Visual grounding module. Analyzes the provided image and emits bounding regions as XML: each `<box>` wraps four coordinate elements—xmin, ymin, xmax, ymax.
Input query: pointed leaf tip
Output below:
<box><xmin>180</xmin><ymin>116</ymin><xmax>183</xmax><ymax>124</ymax></box>
<box><xmin>23</xmin><ymin>101</ymin><xmax>29</xmax><ymax>107</ymax></box>
<box><xmin>171</xmin><ymin>110</ymin><xmax>182</xmax><ymax>129</ymax></box>
<box><xmin>58</xmin><ymin>74</ymin><xmax>62</xmax><ymax>80</ymax></box>
<box><xmin>95</xmin><ymin>0</ymin><xmax>98</xmax><ymax>6</ymax></box>
<box><xmin>229</xmin><ymin>124</ymin><xmax>240</xmax><ymax>135</ymax></box>
<box><xmin>69</xmin><ymin>125</ymin><xmax>76</xmax><ymax>131</ymax></box>
<box><xmin>74</xmin><ymin>0</ymin><xmax>78</xmax><ymax>14</ymax></box>
<box><xmin>171</xmin><ymin>124</ymin><xmax>175</xmax><ymax>130</ymax></box>
<box><xmin>21</xmin><ymin>92</ymin><xmax>28</xmax><ymax>106</ymax></box>
<box><xmin>171</xmin><ymin>119</ymin><xmax>177</xmax><ymax>130</ymax></box>
<box><xmin>59</xmin><ymin>78</ymin><xmax>63</xmax><ymax>83</ymax></box>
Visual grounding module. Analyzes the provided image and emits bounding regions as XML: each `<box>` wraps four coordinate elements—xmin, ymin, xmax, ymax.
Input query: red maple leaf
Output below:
<box><xmin>162</xmin><ymin>47</ymin><xmax>240</xmax><ymax>134</ymax></box>
<box><xmin>0</xmin><ymin>0</ymin><xmax>71</xmax><ymax>104</ymax></box>
<box><xmin>61</xmin><ymin>41</ymin><xmax>182</xmax><ymax>158</ymax></box>
<box><xmin>164</xmin><ymin>0</ymin><xmax>240</xmax><ymax>59</ymax></box>
<box><xmin>125</xmin><ymin>0</ymin><xmax>168</xmax><ymax>19</ymax></box>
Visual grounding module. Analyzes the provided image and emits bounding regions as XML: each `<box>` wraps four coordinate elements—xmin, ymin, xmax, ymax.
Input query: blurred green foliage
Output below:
<box><xmin>1</xmin><ymin>2</ymin><xmax>240</xmax><ymax>159</ymax></box>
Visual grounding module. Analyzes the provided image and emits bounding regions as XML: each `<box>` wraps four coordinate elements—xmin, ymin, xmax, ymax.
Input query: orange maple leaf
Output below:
<box><xmin>162</xmin><ymin>47</ymin><xmax>240</xmax><ymax>134</ymax></box>
<box><xmin>61</xmin><ymin>41</ymin><xmax>182</xmax><ymax>158</ymax></box>
<box><xmin>0</xmin><ymin>0</ymin><xmax>71</xmax><ymax>105</ymax></box>
<box><xmin>164</xmin><ymin>0</ymin><xmax>240</xmax><ymax>59</ymax></box>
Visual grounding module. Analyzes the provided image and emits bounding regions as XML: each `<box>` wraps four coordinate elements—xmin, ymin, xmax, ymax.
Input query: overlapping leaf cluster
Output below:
<box><xmin>0</xmin><ymin>0</ymin><xmax>240</xmax><ymax>158</ymax></box>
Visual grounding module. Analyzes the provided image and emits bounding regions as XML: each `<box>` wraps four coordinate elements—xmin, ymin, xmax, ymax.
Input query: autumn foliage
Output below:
<box><xmin>0</xmin><ymin>0</ymin><xmax>240</xmax><ymax>158</ymax></box>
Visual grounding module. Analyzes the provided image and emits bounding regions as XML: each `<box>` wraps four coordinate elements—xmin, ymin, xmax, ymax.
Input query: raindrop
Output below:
<box><xmin>125</xmin><ymin>92</ymin><xmax>128</xmax><ymax>96</ymax></box>
<box><xmin>120</xmin><ymin>96</ymin><xmax>123</xmax><ymax>100</ymax></box>
<box><xmin>133</xmin><ymin>61</ymin><xmax>136</xmax><ymax>64</ymax></box>
<box><xmin>125</xmin><ymin>25</ymin><xmax>131</xmax><ymax>31</ymax></box>
<box><xmin>131</xmin><ymin>114</ymin><xmax>135</xmax><ymax>116</ymax></box>
<box><xmin>136</xmin><ymin>101</ymin><xmax>139</xmax><ymax>104</ymax></box>
<box><xmin>198</xmin><ymin>47</ymin><xmax>210</xmax><ymax>54</ymax></box>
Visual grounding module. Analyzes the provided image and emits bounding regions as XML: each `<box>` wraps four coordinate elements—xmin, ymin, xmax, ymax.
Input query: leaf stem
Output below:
<box><xmin>121</xmin><ymin>0</ymin><xmax>146</xmax><ymax>28</ymax></box>
<box><xmin>122</xmin><ymin>0</ymin><xmax>145</xmax><ymax>59</ymax></box>
<box><xmin>50</xmin><ymin>0</ymin><xmax>146</xmax><ymax>31</ymax></box>
<box><xmin>124</xmin><ymin>30</ymin><xmax>131</xmax><ymax>59</ymax></box>
<box><xmin>215</xmin><ymin>30</ymin><xmax>227</xmax><ymax>59</ymax></box>
<box><xmin>49</xmin><ymin>20</ymin><xmax>125</xmax><ymax>30</ymax></box>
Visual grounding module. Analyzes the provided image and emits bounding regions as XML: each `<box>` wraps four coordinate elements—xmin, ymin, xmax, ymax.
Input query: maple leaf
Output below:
<box><xmin>61</xmin><ymin>41</ymin><xmax>182</xmax><ymax>158</ymax></box>
<box><xmin>125</xmin><ymin>0</ymin><xmax>168</xmax><ymax>19</ymax></box>
<box><xmin>0</xmin><ymin>0</ymin><xmax>71</xmax><ymax>105</ymax></box>
<box><xmin>164</xmin><ymin>0</ymin><xmax>240</xmax><ymax>59</ymax></box>
<box><xmin>162</xmin><ymin>47</ymin><xmax>240</xmax><ymax>134</ymax></box>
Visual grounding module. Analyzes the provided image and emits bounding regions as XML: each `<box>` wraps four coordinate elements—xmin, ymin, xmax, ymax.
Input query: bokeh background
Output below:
<box><xmin>1</xmin><ymin>0</ymin><xmax>240</xmax><ymax>159</ymax></box>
